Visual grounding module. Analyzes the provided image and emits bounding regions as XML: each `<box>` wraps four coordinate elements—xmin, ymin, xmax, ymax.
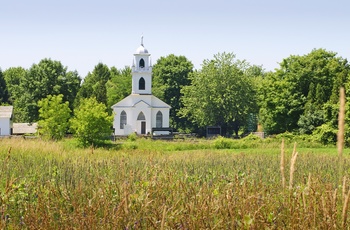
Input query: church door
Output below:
<box><xmin>141</xmin><ymin>121</ymin><xmax>146</xmax><ymax>134</ymax></box>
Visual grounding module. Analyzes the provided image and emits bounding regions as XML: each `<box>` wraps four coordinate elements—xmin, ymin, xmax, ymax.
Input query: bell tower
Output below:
<box><xmin>131</xmin><ymin>36</ymin><xmax>152</xmax><ymax>95</ymax></box>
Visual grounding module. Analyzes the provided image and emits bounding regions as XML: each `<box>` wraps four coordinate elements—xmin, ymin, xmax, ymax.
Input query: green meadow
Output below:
<box><xmin>1</xmin><ymin>136</ymin><xmax>350</xmax><ymax>229</ymax></box>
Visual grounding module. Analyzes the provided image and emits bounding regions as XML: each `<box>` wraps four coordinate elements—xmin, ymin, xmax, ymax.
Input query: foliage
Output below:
<box><xmin>152</xmin><ymin>54</ymin><xmax>194</xmax><ymax>131</ymax></box>
<box><xmin>212</xmin><ymin>136</ymin><xmax>234</xmax><ymax>149</ymax></box>
<box><xmin>0</xmin><ymin>69</ymin><xmax>9</xmax><ymax>104</ymax></box>
<box><xmin>259</xmin><ymin>49</ymin><xmax>350</xmax><ymax>135</ymax></box>
<box><xmin>38</xmin><ymin>94</ymin><xmax>71</xmax><ymax>140</ymax></box>
<box><xmin>127</xmin><ymin>132</ymin><xmax>138</xmax><ymax>142</ymax></box>
<box><xmin>298</xmin><ymin>107</ymin><xmax>325</xmax><ymax>134</ymax></box>
<box><xmin>106</xmin><ymin>66</ymin><xmax>132</xmax><ymax>110</ymax></box>
<box><xmin>180</xmin><ymin>52</ymin><xmax>258</xmax><ymax>136</ymax></box>
<box><xmin>3</xmin><ymin>67</ymin><xmax>26</xmax><ymax>102</ymax></box>
<box><xmin>75</xmin><ymin>63</ymin><xmax>111</xmax><ymax>108</ymax></box>
<box><xmin>70</xmin><ymin>97</ymin><xmax>113</xmax><ymax>147</ymax></box>
<box><xmin>3</xmin><ymin>67</ymin><xmax>27</xmax><ymax>121</ymax></box>
<box><xmin>3</xmin><ymin>60</ymin><xmax>81</xmax><ymax>122</ymax></box>
<box><xmin>0</xmin><ymin>138</ymin><xmax>348</xmax><ymax>229</ymax></box>
<box><xmin>312</xmin><ymin>123</ymin><xmax>337</xmax><ymax>145</ymax></box>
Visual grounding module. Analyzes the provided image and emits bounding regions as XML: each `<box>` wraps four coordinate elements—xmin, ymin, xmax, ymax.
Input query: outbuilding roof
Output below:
<box><xmin>0</xmin><ymin>106</ymin><xmax>13</xmax><ymax>118</ymax></box>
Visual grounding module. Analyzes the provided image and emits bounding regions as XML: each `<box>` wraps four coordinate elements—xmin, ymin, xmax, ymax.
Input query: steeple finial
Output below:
<box><xmin>141</xmin><ymin>35</ymin><xmax>144</xmax><ymax>46</ymax></box>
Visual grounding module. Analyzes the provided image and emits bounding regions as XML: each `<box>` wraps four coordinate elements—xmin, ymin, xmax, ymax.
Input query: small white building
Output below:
<box><xmin>0</xmin><ymin>106</ymin><xmax>13</xmax><ymax>136</ymax></box>
<box><xmin>111</xmin><ymin>38</ymin><xmax>170</xmax><ymax>136</ymax></box>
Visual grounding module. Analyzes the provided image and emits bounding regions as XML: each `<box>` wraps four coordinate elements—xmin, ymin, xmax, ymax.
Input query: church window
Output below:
<box><xmin>156</xmin><ymin>111</ymin><xmax>163</xmax><ymax>128</ymax></box>
<box><xmin>139</xmin><ymin>58</ymin><xmax>145</xmax><ymax>68</ymax></box>
<box><xmin>120</xmin><ymin>111</ymin><xmax>127</xmax><ymax>129</ymax></box>
<box><xmin>139</xmin><ymin>77</ymin><xmax>145</xmax><ymax>90</ymax></box>
<box><xmin>137</xmin><ymin>111</ymin><xmax>145</xmax><ymax>120</ymax></box>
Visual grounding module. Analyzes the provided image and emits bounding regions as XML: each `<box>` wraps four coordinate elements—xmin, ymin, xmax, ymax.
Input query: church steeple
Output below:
<box><xmin>131</xmin><ymin>36</ymin><xmax>152</xmax><ymax>95</ymax></box>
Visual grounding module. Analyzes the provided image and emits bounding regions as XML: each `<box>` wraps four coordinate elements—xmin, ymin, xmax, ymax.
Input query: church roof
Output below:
<box><xmin>136</xmin><ymin>45</ymin><xmax>148</xmax><ymax>54</ymax></box>
<box><xmin>135</xmin><ymin>36</ymin><xmax>149</xmax><ymax>54</ymax></box>
<box><xmin>111</xmin><ymin>94</ymin><xmax>171</xmax><ymax>109</ymax></box>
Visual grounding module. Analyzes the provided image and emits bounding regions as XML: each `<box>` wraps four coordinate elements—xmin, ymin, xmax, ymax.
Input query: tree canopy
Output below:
<box><xmin>76</xmin><ymin>63</ymin><xmax>111</xmax><ymax>108</ymax></box>
<box><xmin>259</xmin><ymin>49</ymin><xmax>350</xmax><ymax>138</ymax></box>
<box><xmin>152</xmin><ymin>54</ymin><xmax>194</xmax><ymax>131</ymax></box>
<box><xmin>70</xmin><ymin>97</ymin><xmax>113</xmax><ymax>147</ymax></box>
<box><xmin>180</xmin><ymin>52</ymin><xmax>258</xmax><ymax>136</ymax></box>
<box><xmin>3</xmin><ymin>59</ymin><xmax>81</xmax><ymax>122</ymax></box>
<box><xmin>0</xmin><ymin>69</ymin><xmax>9</xmax><ymax>104</ymax></box>
<box><xmin>106</xmin><ymin>66</ymin><xmax>132</xmax><ymax>110</ymax></box>
<box><xmin>38</xmin><ymin>94</ymin><xmax>71</xmax><ymax>140</ymax></box>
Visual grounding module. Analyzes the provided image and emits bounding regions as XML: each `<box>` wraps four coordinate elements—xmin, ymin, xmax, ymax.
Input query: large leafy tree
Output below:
<box><xmin>3</xmin><ymin>67</ymin><xmax>28</xmax><ymax>121</ymax></box>
<box><xmin>106</xmin><ymin>66</ymin><xmax>132</xmax><ymax>110</ymax></box>
<box><xmin>70</xmin><ymin>97</ymin><xmax>113</xmax><ymax>147</ymax></box>
<box><xmin>6</xmin><ymin>59</ymin><xmax>81</xmax><ymax>122</ymax></box>
<box><xmin>3</xmin><ymin>67</ymin><xmax>26</xmax><ymax>104</ymax></box>
<box><xmin>76</xmin><ymin>63</ymin><xmax>111</xmax><ymax>108</ymax></box>
<box><xmin>38</xmin><ymin>94</ymin><xmax>71</xmax><ymax>140</ymax></box>
<box><xmin>0</xmin><ymin>69</ymin><xmax>9</xmax><ymax>104</ymax></box>
<box><xmin>152</xmin><ymin>54</ymin><xmax>194</xmax><ymax>131</ymax></box>
<box><xmin>180</xmin><ymin>52</ymin><xmax>258</xmax><ymax>136</ymax></box>
<box><xmin>259</xmin><ymin>49</ymin><xmax>350</xmax><ymax>135</ymax></box>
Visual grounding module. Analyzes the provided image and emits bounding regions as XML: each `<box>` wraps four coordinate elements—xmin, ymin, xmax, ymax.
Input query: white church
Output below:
<box><xmin>111</xmin><ymin>38</ymin><xmax>171</xmax><ymax>136</ymax></box>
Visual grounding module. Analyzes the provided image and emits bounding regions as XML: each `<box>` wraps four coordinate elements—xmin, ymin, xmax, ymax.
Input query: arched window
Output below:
<box><xmin>139</xmin><ymin>77</ymin><xmax>145</xmax><ymax>90</ymax></box>
<box><xmin>139</xmin><ymin>58</ymin><xmax>145</xmax><ymax>68</ymax></box>
<box><xmin>137</xmin><ymin>112</ymin><xmax>145</xmax><ymax>120</ymax></box>
<box><xmin>120</xmin><ymin>111</ymin><xmax>127</xmax><ymax>129</ymax></box>
<box><xmin>156</xmin><ymin>111</ymin><xmax>163</xmax><ymax>128</ymax></box>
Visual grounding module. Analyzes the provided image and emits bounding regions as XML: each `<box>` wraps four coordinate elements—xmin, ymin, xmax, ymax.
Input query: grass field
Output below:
<box><xmin>1</xmin><ymin>136</ymin><xmax>350</xmax><ymax>229</ymax></box>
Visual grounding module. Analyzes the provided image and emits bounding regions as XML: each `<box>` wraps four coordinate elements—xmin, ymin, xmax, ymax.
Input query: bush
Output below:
<box><xmin>312</xmin><ymin>124</ymin><xmax>337</xmax><ymax>145</ymax></box>
<box><xmin>127</xmin><ymin>132</ymin><xmax>138</xmax><ymax>142</ymax></box>
<box><xmin>213</xmin><ymin>136</ymin><xmax>234</xmax><ymax>149</ymax></box>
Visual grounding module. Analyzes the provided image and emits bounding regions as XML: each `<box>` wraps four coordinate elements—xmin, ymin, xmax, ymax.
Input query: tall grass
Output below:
<box><xmin>1</xmin><ymin>137</ymin><xmax>350</xmax><ymax>228</ymax></box>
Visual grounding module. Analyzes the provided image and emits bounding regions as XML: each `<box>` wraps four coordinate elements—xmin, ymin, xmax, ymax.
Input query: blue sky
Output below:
<box><xmin>1</xmin><ymin>0</ymin><xmax>349</xmax><ymax>78</ymax></box>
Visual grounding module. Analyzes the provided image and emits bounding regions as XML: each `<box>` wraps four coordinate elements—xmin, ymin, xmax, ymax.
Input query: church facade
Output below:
<box><xmin>111</xmin><ymin>38</ymin><xmax>170</xmax><ymax>136</ymax></box>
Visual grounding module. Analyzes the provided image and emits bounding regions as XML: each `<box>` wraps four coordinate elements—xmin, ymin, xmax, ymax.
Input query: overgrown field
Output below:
<box><xmin>1</xmin><ymin>137</ymin><xmax>350</xmax><ymax>229</ymax></box>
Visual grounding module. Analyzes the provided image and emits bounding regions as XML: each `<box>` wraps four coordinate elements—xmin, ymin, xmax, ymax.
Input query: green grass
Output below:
<box><xmin>0</xmin><ymin>137</ymin><xmax>349</xmax><ymax>229</ymax></box>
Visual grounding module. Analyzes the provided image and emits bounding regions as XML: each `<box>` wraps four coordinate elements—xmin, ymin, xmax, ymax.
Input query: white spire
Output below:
<box><xmin>141</xmin><ymin>35</ymin><xmax>144</xmax><ymax>46</ymax></box>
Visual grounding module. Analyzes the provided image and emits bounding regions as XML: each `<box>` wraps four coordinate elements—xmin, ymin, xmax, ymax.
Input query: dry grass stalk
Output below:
<box><xmin>289</xmin><ymin>142</ymin><xmax>298</xmax><ymax>189</ymax></box>
<box><xmin>332</xmin><ymin>188</ymin><xmax>338</xmax><ymax>228</ymax></box>
<box><xmin>280</xmin><ymin>139</ymin><xmax>286</xmax><ymax>189</ymax></box>
<box><xmin>302</xmin><ymin>191</ymin><xmax>307</xmax><ymax>213</ymax></box>
<box><xmin>338</xmin><ymin>87</ymin><xmax>345</xmax><ymax>186</ymax></box>
<box><xmin>307</xmin><ymin>173</ymin><xmax>311</xmax><ymax>191</ymax></box>
<box><xmin>342</xmin><ymin>190</ymin><xmax>350</xmax><ymax>228</ymax></box>
<box><xmin>3</xmin><ymin>147</ymin><xmax>11</xmax><ymax>166</ymax></box>
<box><xmin>123</xmin><ymin>182</ymin><xmax>129</xmax><ymax>215</ymax></box>
<box><xmin>161</xmin><ymin>205</ymin><xmax>167</xmax><ymax>230</ymax></box>
<box><xmin>343</xmin><ymin>176</ymin><xmax>347</xmax><ymax>203</ymax></box>
<box><xmin>337</xmin><ymin>87</ymin><xmax>345</xmax><ymax>158</ymax></box>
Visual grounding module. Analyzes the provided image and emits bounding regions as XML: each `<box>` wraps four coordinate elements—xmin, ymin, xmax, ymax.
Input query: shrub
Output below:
<box><xmin>312</xmin><ymin>123</ymin><xmax>337</xmax><ymax>145</ymax></box>
<box><xmin>213</xmin><ymin>136</ymin><xmax>234</xmax><ymax>149</ymax></box>
<box><xmin>127</xmin><ymin>132</ymin><xmax>138</xmax><ymax>142</ymax></box>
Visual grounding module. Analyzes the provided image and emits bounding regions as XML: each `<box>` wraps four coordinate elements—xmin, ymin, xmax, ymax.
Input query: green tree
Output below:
<box><xmin>106</xmin><ymin>66</ymin><xmax>132</xmax><ymax>110</ymax></box>
<box><xmin>179</xmin><ymin>52</ymin><xmax>258</xmax><ymax>136</ymax></box>
<box><xmin>0</xmin><ymin>69</ymin><xmax>9</xmax><ymax>104</ymax></box>
<box><xmin>70</xmin><ymin>97</ymin><xmax>113</xmax><ymax>147</ymax></box>
<box><xmin>57</xmin><ymin>70</ymin><xmax>81</xmax><ymax>111</ymax></box>
<box><xmin>38</xmin><ymin>94</ymin><xmax>71</xmax><ymax>140</ymax></box>
<box><xmin>3</xmin><ymin>67</ymin><xmax>26</xmax><ymax>105</ymax></box>
<box><xmin>9</xmin><ymin>59</ymin><xmax>81</xmax><ymax>122</ymax></box>
<box><xmin>152</xmin><ymin>54</ymin><xmax>194</xmax><ymax>131</ymax></box>
<box><xmin>76</xmin><ymin>63</ymin><xmax>111</xmax><ymax>108</ymax></box>
<box><xmin>259</xmin><ymin>49</ymin><xmax>350</xmax><ymax>135</ymax></box>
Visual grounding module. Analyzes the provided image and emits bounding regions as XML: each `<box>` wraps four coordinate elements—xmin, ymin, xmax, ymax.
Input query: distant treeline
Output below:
<box><xmin>1</xmin><ymin>49</ymin><xmax>349</xmax><ymax>144</ymax></box>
